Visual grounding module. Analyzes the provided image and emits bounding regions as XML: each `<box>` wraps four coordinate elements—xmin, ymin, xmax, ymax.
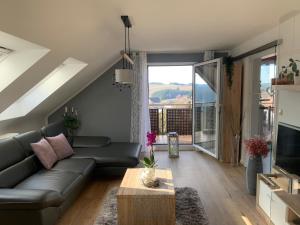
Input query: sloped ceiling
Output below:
<box><xmin>0</xmin><ymin>0</ymin><xmax>299</xmax><ymax>128</ymax></box>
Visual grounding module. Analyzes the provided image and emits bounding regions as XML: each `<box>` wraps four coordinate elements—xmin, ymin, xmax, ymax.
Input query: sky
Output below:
<box><xmin>148</xmin><ymin>66</ymin><xmax>193</xmax><ymax>84</ymax></box>
<box><xmin>148</xmin><ymin>63</ymin><xmax>276</xmax><ymax>85</ymax></box>
<box><xmin>261</xmin><ymin>63</ymin><xmax>276</xmax><ymax>84</ymax></box>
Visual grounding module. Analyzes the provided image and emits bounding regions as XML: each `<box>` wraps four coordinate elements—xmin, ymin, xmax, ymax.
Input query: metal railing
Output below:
<box><xmin>149</xmin><ymin>104</ymin><xmax>192</xmax><ymax>135</ymax></box>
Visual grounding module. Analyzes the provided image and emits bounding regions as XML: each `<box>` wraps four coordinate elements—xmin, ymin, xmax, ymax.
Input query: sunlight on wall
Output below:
<box><xmin>0</xmin><ymin>58</ymin><xmax>87</xmax><ymax>121</ymax></box>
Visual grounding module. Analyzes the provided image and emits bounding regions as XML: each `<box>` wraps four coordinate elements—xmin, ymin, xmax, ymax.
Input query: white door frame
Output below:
<box><xmin>192</xmin><ymin>58</ymin><xmax>221</xmax><ymax>158</ymax></box>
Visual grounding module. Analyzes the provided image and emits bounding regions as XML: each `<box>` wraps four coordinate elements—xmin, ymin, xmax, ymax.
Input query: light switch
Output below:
<box><xmin>279</xmin><ymin>109</ymin><xmax>283</xmax><ymax>115</ymax></box>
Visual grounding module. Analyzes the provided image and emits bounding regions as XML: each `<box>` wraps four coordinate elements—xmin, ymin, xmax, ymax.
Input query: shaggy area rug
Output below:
<box><xmin>95</xmin><ymin>187</ymin><xmax>209</xmax><ymax>225</ymax></box>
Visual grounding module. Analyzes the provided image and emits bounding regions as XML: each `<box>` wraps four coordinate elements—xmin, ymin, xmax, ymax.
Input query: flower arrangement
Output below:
<box><xmin>141</xmin><ymin>131</ymin><xmax>157</xmax><ymax>168</ymax></box>
<box><xmin>244</xmin><ymin>137</ymin><xmax>269</xmax><ymax>158</ymax></box>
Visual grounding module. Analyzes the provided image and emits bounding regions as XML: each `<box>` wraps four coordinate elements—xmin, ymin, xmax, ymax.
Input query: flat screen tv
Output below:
<box><xmin>275</xmin><ymin>123</ymin><xmax>300</xmax><ymax>176</ymax></box>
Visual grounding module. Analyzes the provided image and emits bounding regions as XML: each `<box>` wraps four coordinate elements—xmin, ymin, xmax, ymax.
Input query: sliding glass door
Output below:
<box><xmin>193</xmin><ymin>59</ymin><xmax>221</xmax><ymax>158</ymax></box>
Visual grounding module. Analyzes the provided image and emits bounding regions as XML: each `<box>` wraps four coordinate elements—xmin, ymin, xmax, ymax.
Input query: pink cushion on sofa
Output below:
<box><xmin>46</xmin><ymin>133</ymin><xmax>74</xmax><ymax>160</ymax></box>
<box><xmin>31</xmin><ymin>138</ymin><xmax>58</xmax><ymax>169</ymax></box>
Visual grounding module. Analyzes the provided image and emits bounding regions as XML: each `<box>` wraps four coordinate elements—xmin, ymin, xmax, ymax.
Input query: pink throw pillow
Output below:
<box><xmin>31</xmin><ymin>138</ymin><xmax>58</xmax><ymax>169</ymax></box>
<box><xmin>46</xmin><ymin>133</ymin><xmax>74</xmax><ymax>160</ymax></box>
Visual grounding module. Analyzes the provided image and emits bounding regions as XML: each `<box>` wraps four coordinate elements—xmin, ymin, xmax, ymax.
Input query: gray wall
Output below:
<box><xmin>147</xmin><ymin>52</ymin><xmax>227</xmax><ymax>64</ymax></box>
<box><xmin>49</xmin><ymin>60</ymin><xmax>132</xmax><ymax>142</ymax></box>
<box><xmin>49</xmin><ymin>52</ymin><xmax>228</xmax><ymax>142</ymax></box>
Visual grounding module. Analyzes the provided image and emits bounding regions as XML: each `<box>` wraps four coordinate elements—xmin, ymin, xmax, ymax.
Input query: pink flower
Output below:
<box><xmin>244</xmin><ymin>137</ymin><xmax>269</xmax><ymax>158</ymax></box>
<box><xmin>146</xmin><ymin>131</ymin><xmax>156</xmax><ymax>146</ymax></box>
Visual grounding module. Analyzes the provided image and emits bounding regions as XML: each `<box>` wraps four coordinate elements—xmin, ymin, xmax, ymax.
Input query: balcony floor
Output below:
<box><xmin>156</xmin><ymin>131</ymin><xmax>215</xmax><ymax>146</ymax></box>
<box><xmin>156</xmin><ymin>135</ymin><xmax>192</xmax><ymax>145</ymax></box>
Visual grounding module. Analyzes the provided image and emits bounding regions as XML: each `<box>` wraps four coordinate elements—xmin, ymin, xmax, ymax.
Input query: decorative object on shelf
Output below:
<box><xmin>244</xmin><ymin>137</ymin><xmax>269</xmax><ymax>195</ymax></box>
<box><xmin>168</xmin><ymin>132</ymin><xmax>179</xmax><ymax>158</ymax></box>
<box><xmin>140</xmin><ymin>131</ymin><xmax>158</xmax><ymax>187</ymax></box>
<box><xmin>223</xmin><ymin>56</ymin><xmax>234</xmax><ymax>88</ymax></box>
<box><xmin>63</xmin><ymin>106</ymin><xmax>80</xmax><ymax>140</ymax></box>
<box><xmin>272</xmin><ymin>58</ymin><xmax>300</xmax><ymax>85</ymax></box>
<box><xmin>113</xmin><ymin>15</ymin><xmax>134</xmax><ymax>91</ymax></box>
<box><xmin>289</xmin><ymin>58</ymin><xmax>300</xmax><ymax>85</ymax></box>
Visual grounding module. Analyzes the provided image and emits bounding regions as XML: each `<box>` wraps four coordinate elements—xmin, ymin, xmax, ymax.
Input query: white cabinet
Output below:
<box><xmin>270</xmin><ymin>192</ymin><xmax>288</xmax><ymax>225</ymax></box>
<box><xmin>259</xmin><ymin>180</ymin><xmax>272</xmax><ymax>217</ymax></box>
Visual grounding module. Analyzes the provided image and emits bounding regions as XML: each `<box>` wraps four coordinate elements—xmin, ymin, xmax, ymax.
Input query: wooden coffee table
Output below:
<box><xmin>117</xmin><ymin>168</ymin><xmax>175</xmax><ymax>225</ymax></box>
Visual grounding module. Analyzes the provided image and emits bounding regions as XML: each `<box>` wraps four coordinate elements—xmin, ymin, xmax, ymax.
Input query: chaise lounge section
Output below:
<box><xmin>0</xmin><ymin>121</ymin><xmax>141</xmax><ymax>225</ymax></box>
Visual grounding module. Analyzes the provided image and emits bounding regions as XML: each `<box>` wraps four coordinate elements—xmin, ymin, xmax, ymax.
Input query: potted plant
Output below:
<box><xmin>63</xmin><ymin>107</ymin><xmax>80</xmax><ymax>142</ymax></box>
<box><xmin>244</xmin><ymin>137</ymin><xmax>269</xmax><ymax>195</ymax></box>
<box><xmin>288</xmin><ymin>58</ymin><xmax>300</xmax><ymax>85</ymax></box>
<box><xmin>273</xmin><ymin>58</ymin><xmax>300</xmax><ymax>85</ymax></box>
<box><xmin>140</xmin><ymin>131</ymin><xmax>157</xmax><ymax>186</ymax></box>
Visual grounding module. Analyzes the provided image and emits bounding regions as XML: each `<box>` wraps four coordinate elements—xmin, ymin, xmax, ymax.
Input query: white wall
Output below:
<box><xmin>232</xmin><ymin>13</ymin><xmax>300</xmax><ymax>66</ymax></box>
<box><xmin>232</xmin><ymin>12</ymin><xmax>300</xmax><ymax>169</ymax></box>
<box><xmin>277</xmin><ymin>90</ymin><xmax>300</xmax><ymax>127</ymax></box>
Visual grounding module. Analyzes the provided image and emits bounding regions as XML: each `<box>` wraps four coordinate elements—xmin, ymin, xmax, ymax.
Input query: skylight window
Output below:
<box><xmin>0</xmin><ymin>31</ymin><xmax>49</xmax><ymax>93</ymax></box>
<box><xmin>0</xmin><ymin>58</ymin><xmax>87</xmax><ymax>121</ymax></box>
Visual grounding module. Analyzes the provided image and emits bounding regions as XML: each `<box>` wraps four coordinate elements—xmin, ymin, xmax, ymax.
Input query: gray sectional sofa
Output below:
<box><xmin>0</xmin><ymin>121</ymin><xmax>141</xmax><ymax>225</ymax></box>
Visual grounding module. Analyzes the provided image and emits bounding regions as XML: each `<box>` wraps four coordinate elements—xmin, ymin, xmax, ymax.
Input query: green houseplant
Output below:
<box><xmin>275</xmin><ymin>58</ymin><xmax>300</xmax><ymax>85</ymax></box>
<box><xmin>289</xmin><ymin>58</ymin><xmax>300</xmax><ymax>85</ymax></box>
<box><xmin>63</xmin><ymin>107</ymin><xmax>80</xmax><ymax>139</ymax></box>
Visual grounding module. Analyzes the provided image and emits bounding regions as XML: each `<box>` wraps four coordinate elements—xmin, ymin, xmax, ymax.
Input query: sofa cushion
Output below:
<box><xmin>72</xmin><ymin>136</ymin><xmax>111</xmax><ymax>148</ymax></box>
<box><xmin>31</xmin><ymin>138</ymin><xmax>58</xmax><ymax>170</ymax></box>
<box><xmin>41</xmin><ymin>120</ymin><xmax>67</xmax><ymax>138</ymax></box>
<box><xmin>51</xmin><ymin>158</ymin><xmax>95</xmax><ymax>176</ymax></box>
<box><xmin>14</xmin><ymin>131</ymin><xmax>43</xmax><ymax>156</ymax></box>
<box><xmin>0</xmin><ymin>139</ymin><xmax>26</xmax><ymax>171</ymax></box>
<box><xmin>15</xmin><ymin>170</ymin><xmax>82</xmax><ymax>197</ymax></box>
<box><xmin>0</xmin><ymin>155</ymin><xmax>39</xmax><ymax>188</ymax></box>
<box><xmin>46</xmin><ymin>134</ymin><xmax>74</xmax><ymax>160</ymax></box>
<box><xmin>72</xmin><ymin>142</ymin><xmax>141</xmax><ymax>167</ymax></box>
<box><xmin>0</xmin><ymin>189</ymin><xmax>63</xmax><ymax>210</ymax></box>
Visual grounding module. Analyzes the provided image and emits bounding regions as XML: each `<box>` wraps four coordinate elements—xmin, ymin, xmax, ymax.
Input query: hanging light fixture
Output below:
<box><xmin>113</xmin><ymin>15</ymin><xmax>134</xmax><ymax>89</ymax></box>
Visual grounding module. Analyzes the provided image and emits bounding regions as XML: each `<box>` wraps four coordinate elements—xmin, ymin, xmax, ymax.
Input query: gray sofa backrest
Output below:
<box><xmin>41</xmin><ymin>120</ymin><xmax>67</xmax><ymax>137</ymax></box>
<box><xmin>0</xmin><ymin>138</ymin><xmax>38</xmax><ymax>188</ymax></box>
<box><xmin>14</xmin><ymin>131</ymin><xmax>42</xmax><ymax>156</ymax></box>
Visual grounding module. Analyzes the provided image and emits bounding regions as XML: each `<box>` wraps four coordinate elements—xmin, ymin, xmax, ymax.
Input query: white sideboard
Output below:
<box><xmin>257</xmin><ymin>174</ymin><xmax>300</xmax><ymax>225</ymax></box>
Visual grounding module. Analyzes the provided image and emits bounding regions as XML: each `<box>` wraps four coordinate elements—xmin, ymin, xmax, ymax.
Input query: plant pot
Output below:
<box><xmin>246</xmin><ymin>156</ymin><xmax>262</xmax><ymax>195</ymax></box>
<box><xmin>272</xmin><ymin>78</ymin><xmax>293</xmax><ymax>85</ymax></box>
<box><xmin>294</xmin><ymin>76</ymin><xmax>300</xmax><ymax>85</ymax></box>
<box><xmin>141</xmin><ymin>168</ymin><xmax>155</xmax><ymax>185</ymax></box>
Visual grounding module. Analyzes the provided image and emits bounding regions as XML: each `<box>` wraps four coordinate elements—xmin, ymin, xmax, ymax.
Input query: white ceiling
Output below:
<box><xmin>0</xmin><ymin>0</ymin><xmax>299</xmax><ymax>126</ymax></box>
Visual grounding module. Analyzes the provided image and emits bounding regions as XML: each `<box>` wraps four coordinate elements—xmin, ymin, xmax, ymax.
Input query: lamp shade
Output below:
<box><xmin>115</xmin><ymin>69</ymin><xmax>133</xmax><ymax>84</ymax></box>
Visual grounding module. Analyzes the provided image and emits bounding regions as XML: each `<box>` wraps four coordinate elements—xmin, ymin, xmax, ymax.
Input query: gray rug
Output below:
<box><xmin>95</xmin><ymin>187</ymin><xmax>209</xmax><ymax>225</ymax></box>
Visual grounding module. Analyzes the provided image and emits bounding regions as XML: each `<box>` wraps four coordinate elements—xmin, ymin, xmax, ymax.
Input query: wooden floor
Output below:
<box><xmin>57</xmin><ymin>151</ymin><xmax>267</xmax><ymax>225</ymax></box>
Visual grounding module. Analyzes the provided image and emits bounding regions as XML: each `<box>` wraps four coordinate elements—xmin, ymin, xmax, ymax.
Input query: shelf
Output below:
<box><xmin>275</xmin><ymin>191</ymin><xmax>300</xmax><ymax>218</ymax></box>
<box><xmin>272</xmin><ymin>85</ymin><xmax>300</xmax><ymax>92</ymax></box>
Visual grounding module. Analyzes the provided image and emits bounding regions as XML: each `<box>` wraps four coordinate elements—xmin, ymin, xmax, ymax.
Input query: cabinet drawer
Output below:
<box><xmin>270</xmin><ymin>193</ymin><xmax>288</xmax><ymax>225</ymax></box>
<box><xmin>259</xmin><ymin>180</ymin><xmax>272</xmax><ymax>217</ymax></box>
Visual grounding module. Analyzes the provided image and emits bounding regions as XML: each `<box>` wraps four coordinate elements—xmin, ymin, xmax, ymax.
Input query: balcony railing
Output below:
<box><xmin>149</xmin><ymin>104</ymin><xmax>192</xmax><ymax>136</ymax></box>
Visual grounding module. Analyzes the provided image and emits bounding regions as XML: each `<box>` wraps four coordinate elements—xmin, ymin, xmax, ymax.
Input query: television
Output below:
<box><xmin>275</xmin><ymin>123</ymin><xmax>300</xmax><ymax>176</ymax></box>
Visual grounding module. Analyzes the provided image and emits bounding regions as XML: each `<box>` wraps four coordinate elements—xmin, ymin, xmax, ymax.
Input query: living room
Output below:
<box><xmin>0</xmin><ymin>1</ymin><xmax>300</xmax><ymax>225</ymax></box>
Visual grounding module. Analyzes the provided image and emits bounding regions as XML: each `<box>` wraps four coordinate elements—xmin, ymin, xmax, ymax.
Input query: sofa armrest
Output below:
<box><xmin>0</xmin><ymin>189</ymin><xmax>64</xmax><ymax>210</ymax></box>
<box><xmin>72</xmin><ymin>136</ymin><xmax>111</xmax><ymax>148</ymax></box>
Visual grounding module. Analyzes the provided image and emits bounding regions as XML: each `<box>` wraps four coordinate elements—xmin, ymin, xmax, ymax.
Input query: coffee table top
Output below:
<box><xmin>117</xmin><ymin>168</ymin><xmax>175</xmax><ymax>198</ymax></box>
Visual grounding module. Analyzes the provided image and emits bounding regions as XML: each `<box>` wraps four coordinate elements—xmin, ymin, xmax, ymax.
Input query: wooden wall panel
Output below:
<box><xmin>220</xmin><ymin>62</ymin><xmax>243</xmax><ymax>164</ymax></box>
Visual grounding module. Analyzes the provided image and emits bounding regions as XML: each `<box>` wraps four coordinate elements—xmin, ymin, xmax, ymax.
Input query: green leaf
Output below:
<box><xmin>150</xmin><ymin>154</ymin><xmax>154</xmax><ymax>162</ymax></box>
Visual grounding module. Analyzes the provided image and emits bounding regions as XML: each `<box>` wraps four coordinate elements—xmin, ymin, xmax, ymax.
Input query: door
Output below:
<box><xmin>193</xmin><ymin>58</ymin><xmax>221</xmax><ymax>158</ymax></box>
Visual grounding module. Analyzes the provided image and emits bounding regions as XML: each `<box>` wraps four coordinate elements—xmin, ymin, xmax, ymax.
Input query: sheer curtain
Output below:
<box><xmin>130</xmin><ymin>52</ymin><xmax>150</xmax><ymax>152</ymax></box>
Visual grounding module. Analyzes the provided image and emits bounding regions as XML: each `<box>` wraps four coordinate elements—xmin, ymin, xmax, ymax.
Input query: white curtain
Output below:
<box><xmin>130</xmin><ymin>52</ymin><xmax>150</xmax><ymax>152</ymax></box>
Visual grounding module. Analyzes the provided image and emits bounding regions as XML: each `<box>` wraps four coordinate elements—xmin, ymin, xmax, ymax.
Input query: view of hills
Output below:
<box><xmin>149</xmin><ymin>82</ymin><xmax>216</xmax><ymax>105</ymax></box>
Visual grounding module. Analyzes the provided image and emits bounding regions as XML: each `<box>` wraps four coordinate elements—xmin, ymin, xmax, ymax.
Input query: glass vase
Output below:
<box><xmin>141</xmin><ymin>167</ymin><xmax>156</xmax><ymax>185</ymax></box>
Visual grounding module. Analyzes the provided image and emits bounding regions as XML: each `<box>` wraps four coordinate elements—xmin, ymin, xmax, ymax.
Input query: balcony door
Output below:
<box><xmin>193</xmin><ymin>59</ymin><xmax>221</xmax><ymax>158</ymax></box>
